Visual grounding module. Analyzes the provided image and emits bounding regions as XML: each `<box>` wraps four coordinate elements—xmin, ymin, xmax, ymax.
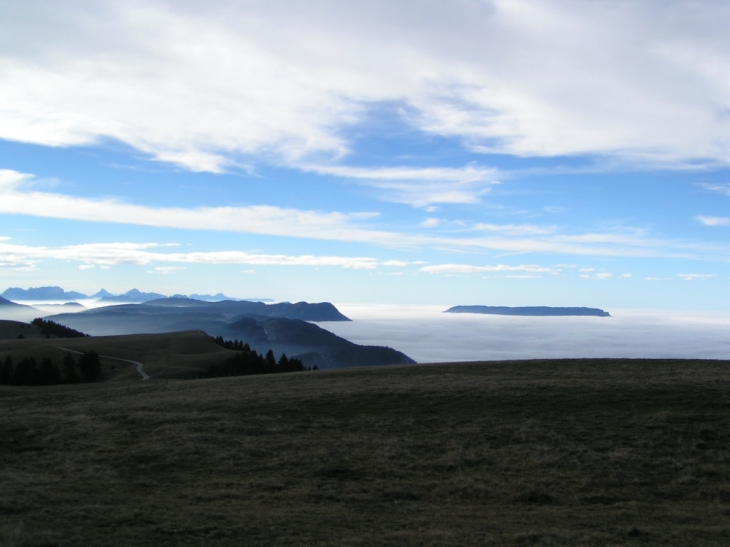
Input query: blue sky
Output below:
<box><xmin>1</xmin><ymin>0</ymin><xmax>730</xmax><ymax>310</ymax></box>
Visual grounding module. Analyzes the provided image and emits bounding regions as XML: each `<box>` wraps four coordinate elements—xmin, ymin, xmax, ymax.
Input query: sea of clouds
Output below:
<box><xmin>323</xmin><ymin>305</ymin><xmax>730</xmax><ymax>363</ymax></box>
<box><xmin>4</xmin><ymin>301</ymin><xmax>730</xmax><ymax>363</ymax></box>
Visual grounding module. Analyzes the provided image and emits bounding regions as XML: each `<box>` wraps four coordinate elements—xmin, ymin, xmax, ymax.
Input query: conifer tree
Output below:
<box><xmin>78</xmin><ymin>351</ymin><xmax>101</xmax><ymax>382</ymax></box>
<box><xmin>39</xmin><ymin>357</ymin><xmax>58</xmax><ymax>385</ymax></box>
<box><xmin>63</xmin><ymin>353</ymin><xmax>78</xmax><ymax>383</ymax></box>
<box><xmin>0</xmin><ymin>356</ymin><xmax>13</xmax><ymax>384</ymax></box>
<box><xmin>265</xmin><ymin>349</ymin><xmax>276</xmax><ymax>370</ymax></box>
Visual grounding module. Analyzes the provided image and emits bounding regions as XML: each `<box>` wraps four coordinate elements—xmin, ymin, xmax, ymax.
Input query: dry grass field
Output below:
<box><xmin>1</xmin><ymin>358</ymin><xmax>730</xmax><ymax>546</ymax></box>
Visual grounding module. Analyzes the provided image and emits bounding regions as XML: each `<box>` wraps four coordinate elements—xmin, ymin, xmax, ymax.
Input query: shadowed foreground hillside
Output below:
<box><xmin>2</xmin><ymin>359</ymin><xmax>730</xmax><ymax>546</ymax></box>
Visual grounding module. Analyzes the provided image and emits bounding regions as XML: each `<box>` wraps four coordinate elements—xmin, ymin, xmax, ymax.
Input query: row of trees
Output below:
<box><xmin>0</xmin><ymin>351</ymin><xmax>101</xmax><ymax>386</ymax></box>
<box><xmin>30</xmin><ymin>318</ymin><xmax>89</xmax><ymax>338</ymax></box>
<box><xmin>208</xmin><ymin>336</ymin><xmax>316</xmax><ymax>378</ymax></box>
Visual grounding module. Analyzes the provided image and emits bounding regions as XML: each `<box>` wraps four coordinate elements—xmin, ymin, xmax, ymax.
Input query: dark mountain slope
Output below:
<box><xmin>45</xmin><ymin>300</ymin><xmax>410</xmax><ymax>369</ymax></box>
<box><xmin>224</xmin><ymin>317</ymin><xmax>414</xmax><ymax>369</ymax></box>
<box><xmin>0</xmin><ymin>297</ymin><xmax>42</xmax><ymax>322</ymax></box>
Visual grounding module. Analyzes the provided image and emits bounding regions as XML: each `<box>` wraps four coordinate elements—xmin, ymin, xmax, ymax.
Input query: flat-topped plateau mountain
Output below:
<box><xmin>445</xmin><ymin>305</ymin><xmax>611</xmax><ymax>317</ymax></box>
<box><xmin>47</xmin><ymin>297</ymin><xmax>350</xmax><ymax>328</ymax></box>
<box><xmin>2</xmin><ymin>358</ymin><xmax>729</xmax><ymax>546</ymax></box>
<box><xmin>1</xmin><ymin>286</ymin><xmax>88</xmax><ymax>301</ymax></box>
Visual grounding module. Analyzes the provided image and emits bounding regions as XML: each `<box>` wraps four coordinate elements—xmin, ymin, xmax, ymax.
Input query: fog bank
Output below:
<box><xmin>323</xmin><ymin>306</ymin><xmax>730</xmax><ymax>363</ymax></box>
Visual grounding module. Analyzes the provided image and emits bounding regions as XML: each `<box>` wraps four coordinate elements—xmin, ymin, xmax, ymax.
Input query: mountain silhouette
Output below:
<box><xmin>445</xmin><ymin>305</ymin><xmax>610</xmax><ymax>317</ymax></box>
<box><xmin>44</xmin><ymin>298</ymin><xmax>411</xmax><ymax>368</ymax></box>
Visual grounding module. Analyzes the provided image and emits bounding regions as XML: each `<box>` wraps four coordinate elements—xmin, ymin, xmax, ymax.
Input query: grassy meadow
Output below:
<box><xmin>2</xmin><ymin>358</ymin><xmax>730</xmax><ymax>546</ymax></box>
<box><xmin>0</xmin><ymin>329</ymin><xmax>232</xmax><ymax>382</ymax></box>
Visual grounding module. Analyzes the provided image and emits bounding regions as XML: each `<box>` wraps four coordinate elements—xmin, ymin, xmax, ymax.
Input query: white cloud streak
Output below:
<box><xmin>421</xmin><ymin>264</ymin><xmax>558</xmax><ymax>275</ymax></box>
<box><xmin>0</xmin><ymin>241</ymin><xmax>384</xmax><ymax>270</ymax></box>
<box><xmin>697</xmin><ymin>216</ymin><xmax>730</xmax><ymax>227</ymax></box>
<box><xmin>678</xmin><ymin>273</ymin><xmax>717</xmax><ymax>281</ymax></box>
<box><xmin>4</xmin><ymin>169</ymin><xmax>730</xmax><ymax>261</ymax></box>
<box><xmin>0</xmin><ymin>169</ymin><xmax>389</xmax><ymax>243</ymax></box>
<box><xmin>698</xmin><ymin>183</ymin><xmax>730</xmax><ymax>197</ymax></box>
<box><xmin>0</xmin><ymin>1</ymin><xmax>729</xmax><ymax>171</ymax></box>
<box><xmin>148</xmin><ymin>266</ymin><xmax>186</xmax><ymax>275</ymax></box>
<box><xmin>471</xmin><ymin>223</ymin><xmax>558</xmax><ymax>236</ymax></box>
<box><xmin>300</xmin><ymin>164</ymin><xmax>500</xmax><ymax>206</ymax></box>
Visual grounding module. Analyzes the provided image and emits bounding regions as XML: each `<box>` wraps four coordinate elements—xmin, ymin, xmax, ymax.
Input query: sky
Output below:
<box><xmin>1</xmin><ymin>0</ymin><xmax>730</xmax><ymax>310</ymax></box>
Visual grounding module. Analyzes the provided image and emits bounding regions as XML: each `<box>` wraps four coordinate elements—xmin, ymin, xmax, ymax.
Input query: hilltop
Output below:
<box><xmin>0</xmin><ymin>297</ymin><xmax>40</xmax><ymax>322</ymax></box>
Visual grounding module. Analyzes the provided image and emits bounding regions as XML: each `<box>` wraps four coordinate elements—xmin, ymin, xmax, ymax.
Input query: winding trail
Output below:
<box><xmin>56</xmin><ymin>347</ymin><xmax>150</xmax><ymax>381</ymax></box>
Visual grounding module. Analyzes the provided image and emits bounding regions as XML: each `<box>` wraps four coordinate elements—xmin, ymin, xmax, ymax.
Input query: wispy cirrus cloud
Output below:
<box><xmin>420</xmin><ymin>264</ymin><xmax>558</xmax><ymax>275</ymax></box>
<box><xmin>300</xmin><ymin>164</ymin><xmax>499</xmax><ymax>207</ymax></box>
<box><xmin>678</xmin><ymin>273</ymin><xmax>717</xmax><ymax>281</ymax></box>
<box><xmin>148</xmin><ymin>266</ymin><xmax>187</xmax><ymax>275</ymax></box>
<box><xmin>470</xmin><ymin>223</ymin><xmax>558</xmax><ymax>236</ymax></box>
<box><xmin>697</xmin><ymin>183</ymin><xmax>730</xmax><ymax>197</ymax></box>
<box><xmin>697</xmin><ymin>216</ymin><xmax>730</xmax><ymax>227</ymax></box>
<box><xmin>0</xmin><ymin>169</ymin><xmax>387</xmax><ymax>243</ymax></box>
<box><xmin>0</xmin><ymin>241</ymin><xmax>386</xmax><ymax>270</ymax></box>
<box><xmin>4</xmin><ymin>169</ymin><xmax>730</xmax><ymax>262</ymax></box>
<box><xmin>578</xmin><ymin>270</ymin><xmax>625</xmax><ymax>280</ymax></box>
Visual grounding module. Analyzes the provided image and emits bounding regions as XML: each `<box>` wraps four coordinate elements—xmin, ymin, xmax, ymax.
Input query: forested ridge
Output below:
<box><xmin>207</xmin><ymin>335</ymin><xmax>316</xmax><ymax>378</ymax></box>
<box><xmin>31</xmin><ymin>318</ymin><xmax>89</xmax><ymax>338</ymax></box>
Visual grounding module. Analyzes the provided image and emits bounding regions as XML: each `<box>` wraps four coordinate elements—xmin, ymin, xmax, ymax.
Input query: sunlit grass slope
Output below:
<box><xmin>2</xmin><ymin>359</ymin><xmax>730</xmax><ymax>546</ymax></box>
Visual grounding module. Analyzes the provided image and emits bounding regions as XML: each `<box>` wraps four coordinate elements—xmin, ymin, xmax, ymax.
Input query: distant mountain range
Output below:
<box><xmin>445</xmin><ymin>305</ymin><xmax>611</xmax><ymax>317</ymax></box>
<box><xmin>0</xmin><ymin>286</ymin><xmax>270</xmax><ymax>303</ymax></box>
<box><xmin>95</xmin><ymin>289</ymin><xmax>167</xmax><ymax>303</ymax></box>
<box><xmin>2</xmin><ymin>286</ymin><xmax>88</xmax><ymax>301</ymax></box>
<box><xmin>45</xmin><ymin>298</ymin><xmax>414</xmax><ymax>369</ymax></box>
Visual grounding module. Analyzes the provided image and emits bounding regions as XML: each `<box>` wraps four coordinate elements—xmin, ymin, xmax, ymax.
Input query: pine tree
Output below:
<box><xmin>277</xmin><ymin>353</ymin><xmax>290</xmax><ymax>372</ymax></box>
<box><xmin>0</xmin><ymin>356</ymin><xmax>13</xmax><ymax>385</ymax></box>
<box><xmin>14</xmin><ymin>357</ymin><xmax>38</xmax><ymax>386</ymax></box>
<box><xmin>63</xmin><ymin>353</ymin><xmax>78</xmax><ymax>383</ymax></box>
<box><xmin>265</xmin><ymin>349</ymin><xmax>276</xmax><ymax>371</ymax></box>
<box><xmin>78</xmin><ymin>351</ymin><xmax>101</xmax><ymax>382</ymax></box>
<box><xmin>39</xmin><ymin>357</ymin><xmax>57</xmax><ymax>385</ymax></box>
